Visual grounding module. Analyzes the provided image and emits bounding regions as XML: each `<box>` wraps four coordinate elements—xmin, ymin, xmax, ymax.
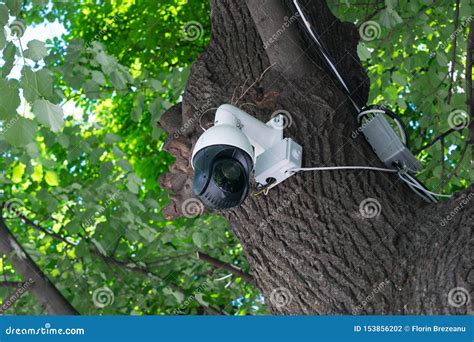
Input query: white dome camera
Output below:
<box><xmin>191</xmin><ymin>104</ymin><xmax>303</xmax><ymax>210</ymax></box>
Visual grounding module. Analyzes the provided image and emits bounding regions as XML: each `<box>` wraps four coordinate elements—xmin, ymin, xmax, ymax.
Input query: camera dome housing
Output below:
<box><xmin>191</xmin><ymin>104</ymin><xmax>302</xmax><ymax>210</ymax></box>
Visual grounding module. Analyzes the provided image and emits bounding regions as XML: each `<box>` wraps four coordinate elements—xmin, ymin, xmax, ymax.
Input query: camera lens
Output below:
<box><xmin>212</xmin><ymin>159</ymin><xmax>245</xmax><ymax>193</ymax></box>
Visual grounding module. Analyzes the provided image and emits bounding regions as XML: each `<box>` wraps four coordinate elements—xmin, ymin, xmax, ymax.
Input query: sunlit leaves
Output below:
<box><xmin>44</xmin><ymin>170</ymin><xmax>59</xmax><ymax>186</ymax></box>
<box><xmin>31</xmin><ymin>164</ymin><xmax>43</xmax><ymax>182</ymax></box>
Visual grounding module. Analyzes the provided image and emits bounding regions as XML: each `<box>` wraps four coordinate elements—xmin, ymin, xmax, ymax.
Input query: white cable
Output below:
<box><xmin>290</xmin><ymin>165</ymin><xmax>451</xmax><ymax>202</ymax></box>
<box><xmin>291</xmin><ymin>165</ymin><xmax>398</xmax><ymax>173</ymax></box>
<box><xmin>398</xmin><ymin>173</ymin><xmax>452</xmax><ymax>198</ymax></box>
<box><xmin>293</xmin><ymin>0</ymin><xmax>361</xmax><ymax>113</ymax></box>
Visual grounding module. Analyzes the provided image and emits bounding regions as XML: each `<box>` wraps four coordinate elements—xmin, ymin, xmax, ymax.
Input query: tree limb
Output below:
<box><xmin>415</xmin><ymin>128</ymin><xmax>458</xmax><ymax>154</ymax></box>
<box><xmin>196</xmin><ymin>251</ymin><xmax>256</xmax><ymax>285</ymax></box>
<box><xmin>0</xmin><ymin>205</ymin><xmax>79</xmax><ymax>315</ymax></box>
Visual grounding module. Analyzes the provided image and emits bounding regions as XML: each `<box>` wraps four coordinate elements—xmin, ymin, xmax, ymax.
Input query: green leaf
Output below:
<box><xmin>104</xmin><ymin>133</ymin><xmax>121</xmax><ymax>144</ymax></box>
<box><xmin>3</xmin><ymin>117</ymin><xmax>37</xmax><ymax>146</ymax></box>
<box><xmin>44</xmin><ymin>170</ymin><xmax>59</xmax><ymax>186</ymax></box>
<box><xmin>192</xmin><ymin>232</ymin><xmax>205</xmax><ymax>248</ymax></box>
<box><xmin>126</xmin><ymin>173</ymin><xmax>142</xmax><ymax>194</ymax></box>
<box><xmin>1</xmin><ymin>42</ymin><xmax>17</xmax><ymax>77</ymax></box>
<box><xmin>31</xmin><ymin>163</ymin><xmax>43</xmax><ymax>182</ymax></box>
<box><xmin>131</xmin><ymin>93</ymin><xmax>145</xmax><ymax>121</ymax></box>
<box><xmin>21</xmin><ymin>67</ymin><xmax>54</xmax><ymax>103</ymax></box>
<box><xmin>23</xmin><ymin>39</ymin><xmax>48</xmax><ymax>61</ymax></box>
<box><xmin>32</xmin><ymin>99</ymin><xmax>64</xmax><ymax>132</ymax></box>
<box><xmin>357</xmin><ymin>43</ymin><xmax>372</xmax><ymax>61</ymax></box>
<box><xmin>11</xmin><ymin>163</ymin><xmax>25</xmax><ymax>183</ymax></box>
<box><xmin>26</xmin><ymin>142</ymin><xmax>39</xmax><ymax>158</ymax></box>
<box><xmin>91</xmin><ymin>70</ymin><xmax>106</xmax><ymax>86</ymax></box>
<box><xmin>5</xmin><ymin>0</ymin><xmax>21</xmax><ymax>16</ymax></box>
<box><xmin>0</xmin><ymin>79</ymin><xmax>21</xmax><ymax>120</ymax></box>
<box><xmin>0</xmin><ymin>28</ymin><xmax>5</xmax><ymax>50</ymax></box>
<box><xmin>0</xmin><ymin>4</ymin><xmax>9</xmax><ymax>26</ymax></box>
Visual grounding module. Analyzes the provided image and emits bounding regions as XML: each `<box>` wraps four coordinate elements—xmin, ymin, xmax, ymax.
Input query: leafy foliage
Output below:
<box><xmin>0</xmin><ymin>0</ymin><xmax>471</xmax><ymax>315</ymax></box>
<box><xmin>331</xmin><ymin>0</ymin><xmax>473</xmax><ymax>192</ymax></box>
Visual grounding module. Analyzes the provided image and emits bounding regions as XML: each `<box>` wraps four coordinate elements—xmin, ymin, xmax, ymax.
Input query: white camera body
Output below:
<box><xmin>191</xmin><ymin>104</ymin><xmax>302</xmax><ymax>209</ymax></box>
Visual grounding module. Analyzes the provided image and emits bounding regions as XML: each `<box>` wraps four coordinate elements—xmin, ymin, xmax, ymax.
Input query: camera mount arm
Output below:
<box><xmin>214</xmin><ymin>104</ymin><xmax>303</xmax><ymax>189</ymax></box>
<box><xmin>214</xmin><ymin>104</ymin><xmax>283</xmax><ymax>157</ymax></box>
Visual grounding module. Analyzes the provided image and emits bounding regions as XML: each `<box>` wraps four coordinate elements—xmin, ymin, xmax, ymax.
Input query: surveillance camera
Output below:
<box><xmin>191</xmin><ymin>104</ymin><xmax>303</xmax><ymax>210</ymax></box>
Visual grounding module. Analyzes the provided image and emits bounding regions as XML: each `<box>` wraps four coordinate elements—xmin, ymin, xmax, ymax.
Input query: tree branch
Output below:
<box><xmin>0</xmin><ymin>205</ymin><xmax>79</xmax><ymax>315</ymax></box>
<box><xmin>415</xmin><ymin>128</ymin><xmax>458</xmax><ymax>154</ymax></box>
<box><xmin>196</xmin><ymin>251</ymin><xmax>256</xmax><ymax>286</ymax></box>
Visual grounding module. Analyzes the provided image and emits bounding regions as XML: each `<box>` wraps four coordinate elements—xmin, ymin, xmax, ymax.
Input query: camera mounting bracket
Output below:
<box><xmin>214</xmin><ymin>105</ymin><xmax>303</xmax><ymax>188</ymax></box>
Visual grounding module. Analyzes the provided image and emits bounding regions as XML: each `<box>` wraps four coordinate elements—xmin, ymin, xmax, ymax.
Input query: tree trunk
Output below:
<box><xmin>159</xmin><ymin>0</ymin><xmax>473</xmax><ymax>315</ymax></box>
<box><xmin>0</xmin><ymin>208</ymin><xmax>79</xmax><ymax>315</ymax></box>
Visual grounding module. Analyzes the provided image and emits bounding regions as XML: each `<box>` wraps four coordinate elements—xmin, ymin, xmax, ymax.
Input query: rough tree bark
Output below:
<box><xmin>159</xmin><ymin>0</ymin><xmax>473</xmax><ymax>314</ymax></box>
